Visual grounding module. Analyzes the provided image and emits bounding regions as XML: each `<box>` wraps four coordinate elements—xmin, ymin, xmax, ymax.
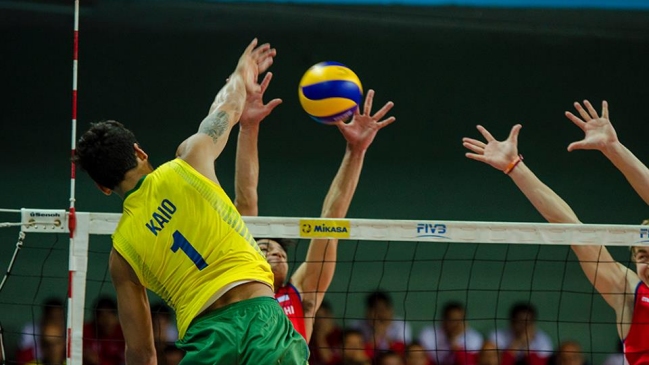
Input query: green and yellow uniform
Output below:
<box><xmin>113</xmin><ymin>158</ymin><xmax>307</xmax><ymax>364</ymax></box>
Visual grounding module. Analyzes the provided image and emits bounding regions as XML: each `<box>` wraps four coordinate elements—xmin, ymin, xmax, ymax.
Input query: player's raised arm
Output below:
<box><xmin>566</xmin><ymin>100</ymin><xmax>649</xmax><ymax>206</ymax></box>
<box><xmin>234</xmin><ymin>72</ymin><xmax>282</xmax><ymax>215</ymax></box>
<box><xmin>176</xmin><ymin>39</ymin><xmax>276</xmax><ymax>182</ymax></box>
<box><xmin>463</xmin><ymin>124</ymin><xmax>637</xmax><ymax>322</ymax></box>
<box><xmin>291</xmin><ymin>90</ymin><xmax>395</xmax><ymax>339</ymax></box>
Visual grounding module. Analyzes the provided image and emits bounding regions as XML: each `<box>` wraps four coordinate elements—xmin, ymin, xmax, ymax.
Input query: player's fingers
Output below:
<box><xmin>465</xmin><ymin>153</ymin><xmax>488</xmax><ymax>163</ymax></box>
<box><xmin>567</xmin><ymin>140</ymin><xmax>586</xmax><ymax>152</ymax></box>
<box><xmin>463</xmin><ymin>141</ymin><xmax>484</xmax><ymax>154</ymax></box>
<box><xmin>476</xmin><ymin>125</ymin><xmax>496</xmax><ymax>142</ymax></box>
<box><xmin>251</xmin><ymin>43</ymin><xmax>271</xmax><ymax>60</ymax></box>
<box><xmin>565</xmin><ymin>111</ymin><xmax>587</xmax><ymax>130</ymax></box>
<box><xmin>372</xmin><ymin>101</ymin><xmax>394</xmax><ymax>121</ymax></box>
<box><xmin>244</xmin><ymin>38</ymin><xmax>258</xmax><ymax>56</ymax></box>
<box><xmin>584</xmin><ymin>100</ymin><xmax>600</xmax><ymax>119</ymax></box>
<box><xmin>462</xmin><ymin>137</ymin><xmax>486</xmax><ymax>149</ymax></box>
<box><xmin>602</xmin><ymin>100</ymin><xmax>609</xmax><ymax>120</ymax></box>
<box><xmin>255</xmin><ymin>47</ymin><xmax>275</xmax><ymax>65</ymax></box>
<box><xmin>334</xmin><ymin>120</ymin><xmax>347</xmax><ymax>132</ymax></box>
<box><xmin>259</xmin><ymin>72</ymin><xmax>273</xmax><ymax>93</ymax></box>
<box><xmin>377</xmin><ymin>116</ymin><xmax>396</xmax><ymax>128</ymax></box>
<box><xmin>574</xmin><ymin>102</ymin><xmax>591</xmax><ymax>121</ymax></box>
<box><xmin>363</xmin><ymin>90</ymin><xmax>375</xmax><ymax>115</ymax></box>
<box><xmin>508</xmin><ymin>124</ymin><xmax>522</xmax><ymax>143</ymax></box>
<box><xmin>265</xmin><ymin>98</ymin><xmax>283</xmax><ymax>111</ymax></box>
<box><xmin>257</xmin><ymin>57</ymin><xmax>274</xmax><ymax>75</ymax></box>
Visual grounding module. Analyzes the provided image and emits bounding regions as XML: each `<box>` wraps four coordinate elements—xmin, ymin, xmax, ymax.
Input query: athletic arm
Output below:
<box><xmin>602</xmin><ymin>142</ymin><xmax>649</xmax><ymax>205</ymax></box>
<box><xmin>509</xmin><ymin>162</ymin><xmax>634</xmax><ymax>309</ymax></box>
<box><xmin>463</xmin><ymin>124</ymin><xmax>637</xmax><ymax>310</ymax></box>
<box><xmin>566</xmin><ymin>100</ymin><xmax>649</xmax><ymax>205</ymax></box>
<box><xmin>234</xmin><ymin>72</ymin><xmax>282</xmax><ymax>215</ymax></box>
<box><xmin>176</xmin><ymin>39</ymin><xmax>275</xmax><ymax>183</ymax></box>
<box><xmin>109</xmin><ymin>249</ymin><xmax>156</xmax><ymax>365</ymax></box>
<box><xmin>176</xmin><ymin>74</ymin><xmax>245</xmax><ymax>182</ymax></box>
<box><xmin>292</xmin><ymin>90</ymin><xmax>395</xmax><ymax>312</ymax></box>
<box><xmin>234</xmin><ymin>125</ymin><xmax>260</xmax><ymax>215</ymax></box>
<box><xmin>291</xmin><ymin>146</ymin><xmax>365</xmax><ymax>307</ymax></box>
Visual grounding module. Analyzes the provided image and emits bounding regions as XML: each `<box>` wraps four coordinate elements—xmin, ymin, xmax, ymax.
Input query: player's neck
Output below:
<box><xmin>114</xmin><ymin>162</ymin><xmax>154</xmax><ymax>199</ymax></box>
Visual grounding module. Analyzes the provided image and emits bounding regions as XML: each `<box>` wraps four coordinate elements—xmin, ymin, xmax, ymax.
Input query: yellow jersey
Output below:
<box><xmin>112</xmin><ymin>158</ymin><xmax>273</xmax><ymax>339</ymax></box>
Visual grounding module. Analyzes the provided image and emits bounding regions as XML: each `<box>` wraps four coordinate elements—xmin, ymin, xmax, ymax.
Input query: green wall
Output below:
<box><xmin>1</xmin><ymin>2</ymin><xmax>649</xmax><ymax>364</ymax></box>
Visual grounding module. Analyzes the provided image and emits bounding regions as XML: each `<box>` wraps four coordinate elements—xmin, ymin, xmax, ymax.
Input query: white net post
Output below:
<box><xmin>67</xmin><ymin>212</ymin><xmax>89</xmax><ymax>365</ymax></box>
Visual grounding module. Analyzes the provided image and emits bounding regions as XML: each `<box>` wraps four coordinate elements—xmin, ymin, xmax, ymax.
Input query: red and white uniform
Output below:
<box><xmin>276</xmin><ymin>283</ymin><xmax>307</xmax><ymax>339</ymax></box>
<box><xmin>624</xmin><ymin>282</ymin><xmax>649</xmax><ymax>365</ymax></box>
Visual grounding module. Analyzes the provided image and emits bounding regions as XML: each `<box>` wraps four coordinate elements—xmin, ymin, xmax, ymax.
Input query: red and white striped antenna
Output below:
<box><xmin>67</xmin><ymin>0</ymin><xmax>80</xmax><ymax>364</ymax></box>
<box><xmin>69</xmin><ymin>0</ymin><xmax>79</xmax><ymax>232</ymax></box>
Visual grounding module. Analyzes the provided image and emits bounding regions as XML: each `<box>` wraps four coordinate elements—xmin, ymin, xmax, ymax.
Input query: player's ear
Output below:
<box><xmin>95</xmin><ymin>182</ymin><xmax>112</xmax><ymax>196</ymax></box>
<box><xmin>134</xmin><ymin>143</ymin><xmax>148</xmax><ymax>161</ymax></box>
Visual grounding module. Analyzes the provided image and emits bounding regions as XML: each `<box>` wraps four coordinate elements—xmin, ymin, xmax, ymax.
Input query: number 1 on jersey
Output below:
<box><xmin>171</xmin><ymin>230</ymin><xmax>208</xmax><ymax>270</ymax></box>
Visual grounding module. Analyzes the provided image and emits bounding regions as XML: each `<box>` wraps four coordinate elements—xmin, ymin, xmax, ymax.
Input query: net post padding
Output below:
<box><xmin>67</xmin><ymin>212</ymin><xmax>89</xmax><ymax>365</ymax></box>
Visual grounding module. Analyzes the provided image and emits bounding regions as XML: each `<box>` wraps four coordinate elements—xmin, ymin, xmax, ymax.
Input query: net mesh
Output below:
<box><xmin>0</xmin><ymin>229</ymin><xmax>67</xmax><ymax>365</ymax></box>
<box><xmin>0</xmin><ymin>212</ymin><xmax>640</xmax><ymax>365</ymax></box>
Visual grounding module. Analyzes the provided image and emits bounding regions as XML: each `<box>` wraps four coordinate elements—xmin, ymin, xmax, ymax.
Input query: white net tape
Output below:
<box><xmin>9</xmin><ymin>210</ymin><xmax>646</xmax><ymax>247</ymax></box>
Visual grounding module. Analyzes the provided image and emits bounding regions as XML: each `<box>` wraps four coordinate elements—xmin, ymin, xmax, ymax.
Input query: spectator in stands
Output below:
<box><xmin>83</xmin><ymin>296</ymin><xmax>125</xmax><ymax>365</ymax></box>
<box><xmin>310</xmin><ymin>300</ymin><xmax>343</xmax><ymax>365</ymax></box>
<box><xmin>420</xmin><ymin>301</ymin><xmax>483</xmax><ymax>365</ymax></box>
<box><xmin>555</xmin><ymin>341</ymin><xmax>586</xmax><ymax>365</ymax></box>
<box><xmin>26</xmin><ymin>321</ymin><xmax>66</xmax><ymax>365</ymax></box>
<box><xmin>16</xmin><ymin>297</ymin><xmax>65</xmax><ymax>365</ymax></box>
<box><xmin>378</xmin><ymin>350</ymin><xmax>406</xmax><ymax>365</ymax></box>
<box><xmin>406</xmin><ymin>342</ymin><xmax>432</xmax><ymax>365</ymax></box>
<box><xmin>352</xmin><ymin>290</ymin><xmax>412</xmax><ymax>356</ymax></box>
<box><xmin>336</xmin><ymin>329</ymin><xmax>371</xmax><ymax>365</ymax></box>
<box><xmin>489</xmin><ymin>302</ymin><xmax>552</xmax><ymax>365</ymax></box>
<box><xmin>478</xmin><ymin>340</ymin><xmax>500</xmax><ymax>365</ymax></box>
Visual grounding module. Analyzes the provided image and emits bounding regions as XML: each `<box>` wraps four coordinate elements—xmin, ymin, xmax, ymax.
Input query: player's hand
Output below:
<box><xmin>235</xmin><ymin>38</ymin><xmax>276</xmax><ymax>95</ymax></box>
<box><xmin>565</xmin><ymin>100</ymin><xmax>618</xmax><ymax>152</ymax></box>
<box><xmin>463</xmin><ymin>124</ymin><xmax>521</xmax><ymax>172</ymax></box>
<box><xmin>240</xmin><ymin>72</ymin><xmax>282</xmax><ymax>128</ymax></box>
<box><xmin>336</xmin><ymin>89</ymin><xmax>395</xmax><ymax>152</ymax></box>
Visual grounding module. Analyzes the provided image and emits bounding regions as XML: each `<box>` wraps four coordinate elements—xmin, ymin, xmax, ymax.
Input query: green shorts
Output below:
<box><xmin>177</xmin><ymin>296</ymin><xmax>309</xmax><ymax>365</ymax></box>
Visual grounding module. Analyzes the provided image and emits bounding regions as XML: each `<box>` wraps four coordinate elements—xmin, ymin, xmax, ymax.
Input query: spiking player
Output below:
<box><xmin>74</xmin><ymin>39</ymin><xmax>308</xmax><ymax>364</ymax></box>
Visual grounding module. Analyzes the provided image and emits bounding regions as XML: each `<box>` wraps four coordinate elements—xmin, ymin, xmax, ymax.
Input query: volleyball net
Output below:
<box><xmin>0</xmin><ymin>209</ymin><xmax>642</xmax><ymax>365</ymax></box>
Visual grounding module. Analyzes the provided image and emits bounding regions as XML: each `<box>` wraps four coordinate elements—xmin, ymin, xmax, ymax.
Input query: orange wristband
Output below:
<box><xmin>504</xmin><ymin>154</ymin><xmax>523</xmax><ymax>174</ymax></box>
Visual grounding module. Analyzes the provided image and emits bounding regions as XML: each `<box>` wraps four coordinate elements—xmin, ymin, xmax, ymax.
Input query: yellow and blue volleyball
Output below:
<box><xmin>298</xmin><ymin>61</ymin><xmax>363</xmax><ymax>124</ymax></box>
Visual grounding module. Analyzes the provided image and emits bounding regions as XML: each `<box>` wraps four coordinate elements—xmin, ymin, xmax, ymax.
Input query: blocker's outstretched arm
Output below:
<box><xmin>291</xmin><ymin>90</ymin><xmax>395</xmax><ymax>342</ymax></box>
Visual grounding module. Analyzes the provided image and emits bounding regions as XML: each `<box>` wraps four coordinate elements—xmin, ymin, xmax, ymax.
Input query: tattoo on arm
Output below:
<box><xmin>199</xmin><ymin>111</ymin><xmax>230</xmax><ymax>143</ymax></box>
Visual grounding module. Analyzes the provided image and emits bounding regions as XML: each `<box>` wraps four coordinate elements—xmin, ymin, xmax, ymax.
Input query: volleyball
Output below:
<box><xmin>298</xmin><ymin>61</ymin><xmax>363</xmax><ymax>124</ymax></box>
